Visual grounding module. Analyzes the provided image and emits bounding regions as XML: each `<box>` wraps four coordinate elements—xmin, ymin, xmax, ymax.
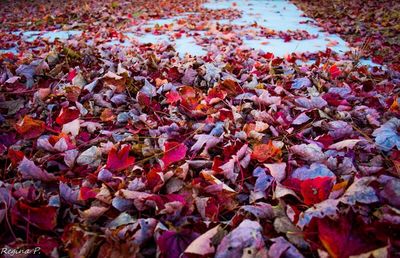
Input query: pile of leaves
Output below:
<box><xmin>291</xmin><ymin>0</ymin><xmax>400</xmax><ymax>70</ymax></box>
<box><xmin>1</xmin><ymin>35</ymin><xmax>400</xmax><ymax>257</ymax></box>
<box><xmin>0</xmin><ymin>0</ymin><xmax>204</xmax><ymax>31</ymax></box>
<box><xmin>0</xmin><ymin>1</ymin><xmax>400</xmax><ymax>258</ymax></box>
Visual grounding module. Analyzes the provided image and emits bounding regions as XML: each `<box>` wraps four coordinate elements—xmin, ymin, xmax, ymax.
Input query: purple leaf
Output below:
<box><xmin>215</xmin><ymin>220</ymin><xmax>265</xmax><ymax>258</ymax></box>
<box><xmin>18</xmin><ymin>157</ymin><xmax>57</xmax><ymax>181</ymax></box>
<box><xmin>291</xmin><ymin>77</ymin><xmax>311</xmax><ymax>89</ymax></box>
<box><xmin>157</xmin><ymin>229</ymin><xmax>199</xmax><ymax>258</ymax></box>
<box><xmin>373</xmin><ymin>118</ymin><xmax>400</xmax><ymax>151</ymax></box>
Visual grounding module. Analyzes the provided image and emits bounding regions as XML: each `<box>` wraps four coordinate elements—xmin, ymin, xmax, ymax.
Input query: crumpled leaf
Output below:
<box><xmin>56</xmin><ymin>107</ymin><xmax>80</xmax><ymax>125</ymax></box>
<box><xmin>373</xmin><ymin>118</ymin><xmax>400</xmax><ymax>151</ymax></box>
<box><xmin>292</xmin><ymin>112</ymin><xmax>311</xmax><ymax>125</ymax></box>
<box><xmin>295</xmin><ymin>96</ymin><xmax>327</xmax><ymax>109</ymax></box>
<box><xmin>184</xmin><ymin>225</ymin><xmax>220</xmax><ymax>256</ymax></box>
<box><xmin>291</xmin><ymin>77</ymin><xmax>311</xmax><ymax>89</ymax></box>
<box><xmin>191</xmin><ymin>134</ymin><xmax>221</xmax><ymax>153</ymax></box>
<box><xmin>140</xmin><ymin>79</ymin><xmax>157</xmax><ymax>97</ymax></box>
<box><xmin>80</xmin><ymin>205</ymin><xmax>108</xmax><ymax>221</ymax></box>
<box><xmin>114</xmin><ymin>217</ymin><xmax>157</xmax><ymax>246</ymax></box>
<box><xmin>340</xmin><ymin>177</ymin><xmax>378</xmax><ymax>205</ymax></box>
<box><xmin>18</xmin><ymin>157</ymin><xmax>57</xmax><ymax>181</ymax></box>
<box><xmin>220</xmin><ymin>144</ymin><xmax>251</xmax><ymax>183</ymax></box>
<box><xmin>37</xmin><ymin>134</ymin><xmax>70</xmax><ymax>152</ymax></box>
<box><xmin>255</xmin><ymin>90</ymin><xmax>281</xmax><ymax>106</ymax></box>
<box><xmin>15</xmin><ymin>115</ymin><xmax>45</xmax><ymax>139</ymax></box>
<box><xmin>264</xmin><ymin>163</ymin><xmax>286</xmax><ymax>182</ymax></box>
<box><xmin>291</xmin><ymin>163</ymin><xmax>335</xmax><ymax>181</ymax></box>
<box><xmin>291</xmin><ymin>143</ymin><xmax>326</xmax><ymax>162</ymax></box>
<box><xmin>157</xmin><ymin>229</ymin><xmax>199</xmax><ymax>258</ymax></box>
<box><xmin>64</xmin><ymin>149</ymin><xmax>79</xmax><ymax>167</ymax></box>
<box><xmin>62</xmin><ymin>118</ymin><xmax>80</xmax><ymax>136</ymax></box>
<box><xmin>215</xmin><ymin>220</ymin><xmax>266</xmax><ymax>258</ymax></box>
<box><xmin>200</xmin><ymin>170</ymin><xmax>237</xmax><ymax>193</ymax></box>
<box><xmin>329</xmin><ymin>139</ymin><xmax>361</xmax><ymax>150</ymax></box>
<box><xmin>76</xmin><ymin>146</ymin><xmax>101</xmax><ymax>167</ymax></box>
<box><xmin>240</xmin><ymin>202</ymin><xmax>274</xmax><ymax>219</ymax></box>
<box><xmin>251</xmin><ymin>141</ymin><xmax>282</xmax><ymax>162</ymax></box>
<box><xmin>268</xmin><ymin>236</ymin><xmax>304</xmax><ymax>258</ymax></box>
<box><xmin>378</xmin><ymin>175</ymin><xmax>400</xmax><ymax>208</ymax></box>
<box><xmin>59</xmin><ymin>182</ymin><xmax>79</xmax><ymax>204</ymax></box>
<box><xmin>328</xmin><ymin>64</ymin><xmax>342</xmax><ymax>79</ymax></box>
<box><xmin>16</xmin><ymin>59</ymin><xmax>48</xmax><ymax>88</ymax></box>
<box><xmin>298</xmin><ymin>199</ymin><xmax>339</xmax><ymax>229</ymax></box>
<box><xmin>328</xmin><ymin>121</ymin><xmax>353</xmax><ymax>140</ymax></box>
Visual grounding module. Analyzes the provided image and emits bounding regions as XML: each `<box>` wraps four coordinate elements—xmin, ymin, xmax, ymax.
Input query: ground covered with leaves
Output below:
<box><xmin>292</xmin><ymin>0</ymin><xmax>400</xmax><ymax>71</ymax></box>
<box><xmin>0</xmin><ymin>0</ymin><xmax>400</xmax><ymax>258</ymax></box>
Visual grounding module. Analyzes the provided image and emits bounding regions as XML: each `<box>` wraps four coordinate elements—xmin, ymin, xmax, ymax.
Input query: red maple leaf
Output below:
<box><xmin>106</xmin><ymin>145</ymin><xmax>135</xmax><ymax>172</ymax></box>
<box><xmin>67</xmin><ymin>69</ymin><xmax>77</xmax><ymax>82</ymax></box>
<box><xmin>165</xmin><ymin>90</ymin><xmax>182</xmax><ymax>104</ymax></box>
<box><xmin>11</xmin><ymin>201</ymin><xmax>57</xmax><ymax>231</ymax></box>
<box><xmin>161</xmin><ymin>141</ymin><xmax>187</xmax><ymax>168</ymax></box>
<box><xmin>7</xmin><ymin>148</ymin><xmax>24</xmax><ymax>167</ymax></box>
<box><xmin>318</xmin><ymin>216</ymin><xmax>378</xmax><ymax>258</ymax></box>
<box><xmin>300</xmin><ymin>177</ymin><xmax>333</xmax><ymax>205</ymax></box>
<box><xmin>56</xmin><ymin>107</ymin><xmax>80</xmax><ymax>125</ymax></box>
<box><xmin>329</xmin><ymin>64</ymin><xmax>342</xmax><ymax>79</ymax></box>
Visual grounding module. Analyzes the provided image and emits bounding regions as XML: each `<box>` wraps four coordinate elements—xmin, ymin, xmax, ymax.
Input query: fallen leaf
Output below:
<box><xmin>11</xmin><ymin>201</ymin><xmax>57</xmax><ymax>231</ymax></box>
<box><xmin>251</xmin><ymin>141</ymin><xmax>282</xmax><ymax>162</ymax></box>
<box><xmin>184</xmin><ymin>225</ymin><xmax>220</xmax><ymax>256</ymax></box>
<box><xmin>106</xmin><ymin>145</ymin><xmax>135</xmax><ymax>172</ymax></box>
<box><xmin>215</xmin><ymin>220</ymin><xmax>265</xmax><ymax>258</ymax></box>
<box><xmin>157</xmin><ymin>229</ymin><xmax>199</xmax><ymax>258</ymax></box>
<box><xmin>18</xmin><ymin>157</ymin><xmax>57</xmax><ymax>181</ymax></box>
<box><xmin>15</xmin><ymin>116</ymin><xmax>45</xmax><ymax>139</ymax></box>
<box><xmin>161</xmin><ymin>141</ymin><xmax>187</xmax><ymax>168</ymax></box>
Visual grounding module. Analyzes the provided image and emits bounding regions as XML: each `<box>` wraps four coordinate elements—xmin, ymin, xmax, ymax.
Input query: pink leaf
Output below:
<box><xmin>18</xmin><ymin>157</ymin><xmax>57</xmax><ymax>181</ymax></box>
<box><xmin>161</xmin><ymin>142</ymin><xmax>187</xmax><ymax>168</ymax></box>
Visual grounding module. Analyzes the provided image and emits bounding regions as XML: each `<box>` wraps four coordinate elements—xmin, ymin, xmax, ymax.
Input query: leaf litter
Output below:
<box><xmin>0</xmin><ymin>0</ymin><xmax>400</xmax><ymax>257</ymax></box>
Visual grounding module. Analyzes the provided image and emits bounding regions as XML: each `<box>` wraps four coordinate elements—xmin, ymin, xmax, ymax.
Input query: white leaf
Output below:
<box><xmin>191</xmin><ymin>134</ymin><xmax>221</xmax><ymax>152</ymax></box>
<box><xmin>291</xmin><ymin>143</ymin><xmax>325</xmax><ymax>162</ymax></box>
<box><xmin>329</xmin><ymin>139</ymin><xmax>361</xmax><ymax>150</ymax></box>
<box><xmin>264</xmin><ymin>163</ymin><xmax>286</xmax><ymax>182</ymax></box>
<box><xmin>297</xmin><ymin>199</ymin><xmax>339</xmax><ymax>229</ymax></box>
<box><xmin>62</xmin><ymin>118</ymin><xmax>80</xmax><ymax>136</ymax></box>
<box><xmin>64</xmin><ymin>149</ymin><xmax>79</xmax><ymax>167</ymax></box>
<box><xmin>340</xmin><ymin>177</ymin><xmax>378</xmax><ymax>205</ymax></box>
<box><xmin>54</xmin><ymin>137</ymin><xmax>68</xmax><ymax>152</ymax></box>
<box><xmin>185</xmin><ymin>226</ymin><xmax>219</xmax><ymax>256</ymax></box>
<box><xmin>292</xmin><ymin>112</ymin><xmax>311</xmax><ymax>125</ymax></box>
<box><xmin>76</xmin><ymin>146</ymin><xmax>101</xmax><ymax>167</ymax></box>
<box><xmin>215</xmin><ymin>220</ymin><xmax>265</xmax><ymax>258</ymax></box>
